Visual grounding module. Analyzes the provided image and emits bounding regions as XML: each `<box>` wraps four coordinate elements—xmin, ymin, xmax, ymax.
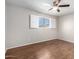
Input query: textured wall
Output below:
<box><xmin>5</xmin><ymin>4</ymin><xmax>58</xmax><ymax>49</ymax></box>
<box><xmin>58</xmin><ymin>14</ymin><xmax>74</xmax><ymax>42</ymax></box>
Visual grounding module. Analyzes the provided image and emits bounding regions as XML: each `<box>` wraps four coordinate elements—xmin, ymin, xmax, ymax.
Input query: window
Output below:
<box><xmin>30</xmin><ymin>14</ymin><xmax>56</xmax><ymax>29</ymax></box>
<box><xmin>39</xmin><ymin>17</ymin><xmax>49</xmax><ymax>27</ymax></box>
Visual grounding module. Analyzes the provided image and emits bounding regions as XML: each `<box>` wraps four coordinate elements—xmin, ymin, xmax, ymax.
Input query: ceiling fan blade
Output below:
<box><xmin>59</xmin><ymin>4</ymin><xmax>70</xmax><ymax>7</ymax></box>
<box><xmin>48</xmin><ymin>8</ymin><xmax>53</xmax><ymax>11</ymax></box>
<box><xmin>53</xmin><ymin>0</ymin><xmax>61</xmax><ymax>6</ymax></box>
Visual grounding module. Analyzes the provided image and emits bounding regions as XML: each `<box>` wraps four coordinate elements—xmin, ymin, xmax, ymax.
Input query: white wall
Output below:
<box><xmin>58</xmin><ymin>14</ymin><xmax>74</xmax><ymax>42</ymax></box>
<box><xmin>6</xmin><ymin>4</ymin><xmax>58</xmax><ymax>49</ymax></box>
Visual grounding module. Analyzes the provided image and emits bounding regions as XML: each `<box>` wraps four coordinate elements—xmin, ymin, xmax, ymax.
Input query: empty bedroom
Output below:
<box><xmin>5</xmin><ymin>0</ymin><xmax>74</xmax><ymax>59</ymax></box>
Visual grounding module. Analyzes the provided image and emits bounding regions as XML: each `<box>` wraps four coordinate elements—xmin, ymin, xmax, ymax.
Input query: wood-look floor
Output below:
<box><xmin>6</xmin><ymin>39</ymin><xmax>74</xmax><ymax>59</ymax></box>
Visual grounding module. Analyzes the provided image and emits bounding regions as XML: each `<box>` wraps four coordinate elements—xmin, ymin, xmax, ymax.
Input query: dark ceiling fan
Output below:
<box><xmin>49</xmin><ymin>0</ymin><xmax>70</xmax><ymax>12</ymax></box>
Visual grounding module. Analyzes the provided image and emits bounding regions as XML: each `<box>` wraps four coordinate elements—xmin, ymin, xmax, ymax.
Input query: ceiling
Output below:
<box><xmin>6</xmin><ymin>0</ymin><xmax>74</xmax><ymax>16</ymax></box>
